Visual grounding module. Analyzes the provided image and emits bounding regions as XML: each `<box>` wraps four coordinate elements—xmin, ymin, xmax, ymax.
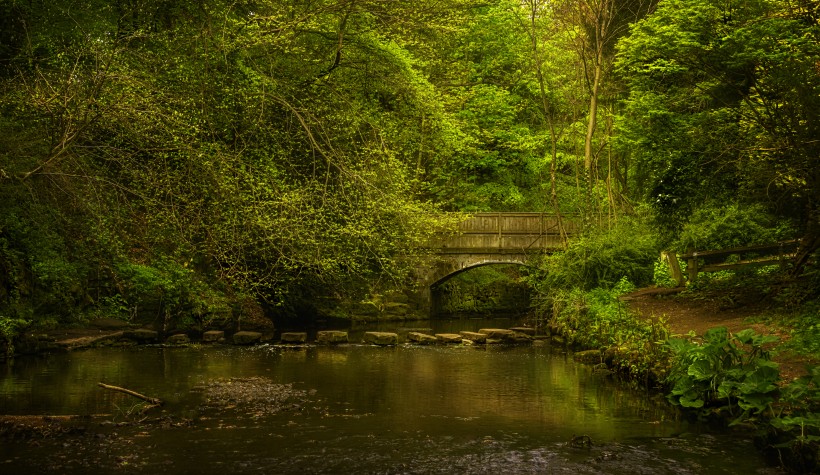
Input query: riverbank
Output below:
<box><xmin>621</xmin><ymin>285</ymin><xmax>820</xmax><ymax>474</ymax></box>
<box><xmin>622</xmin><ymin>286</ymin><xmax>819</xmax><ymax>382</ymax></box>
<box><xmin>531</xmin><ymin>279</ymin><xmax>820</xmax><ymax>474</ymax></box>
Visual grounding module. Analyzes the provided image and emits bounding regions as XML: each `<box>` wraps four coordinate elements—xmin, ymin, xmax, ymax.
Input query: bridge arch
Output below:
<box><xmin>410</xmin><ymin>212</ymin><xmax>575</xmax><ymax>316</ymax></box>
<box><xmin>428</xmin><ymin>260</ymin><xmax>533</xmax><ymax>317</ymax></box>
<box><xmin>428</xmin><ymin>260</ymin><xmax>528</xmax><ymax>289</ymax></box>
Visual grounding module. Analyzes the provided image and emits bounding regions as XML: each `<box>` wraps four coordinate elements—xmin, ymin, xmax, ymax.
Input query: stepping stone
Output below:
<box><xmin>397</xmin><ymin>327</ymin><xmax>433</xmax><ymax>335</ymax></box>
<box><xmin>166</xmin><ymin>333</ymin><xmax>190</xmax><ymax>344</ymax></box>
<box><xmin>478</xmin><ymin>328</ymin><xmax>515</xmax><ymax>340</ymax></box>
<box><xmin>459</xmin><ymin>331</ymin><xmax>487</xmax><ymax>343</ymax></box>
<box><xmin>281</xmin><ymin>332</ymin><xmax>307</xmax><ymax>344</ymax></box>
<box><xmin>435</xmin><ymin>333</ymin><xmax>463</xmax><ymax>344</ymax></box>
<box><xmin>396</xmin><ymin>327</ymin><xmax>433</xmax><ymax>342</ymax></box>
<box><xmin>233</xmin><ymin>331</ymin><xmax>262</xmax><ymax>345</ymax></box>
<box><xmin>316</xmin><ymin>331</ymin><xmax>348</xmax><ymax>344</ymax></box>
<box><xmin>408</xmin><ymin>332</ymin><xmax>438</xmax><ymax>344</ymax></box>
<box><xmin>202</xmin><ymin>330</ymin><xmax>224</xmax><ymax>343</ymax></box>
<box><xmin>510</xmin><ymin>331</ymin><xmax>533</xmax><ymax>343</ymax></box>
<box><xmin>363</xmin><ymin>332</ymin><xmax>398</xmax><ymax>346</ymax></box>
<box><xmin>510</xmin><ymin>327</ymin><xmax>536</xmax><ymax>336</ymax></box>
<box><xmin>478</xmin><ymin>328</ymin><xmax>532</xmax><ymax>344</ymax></box>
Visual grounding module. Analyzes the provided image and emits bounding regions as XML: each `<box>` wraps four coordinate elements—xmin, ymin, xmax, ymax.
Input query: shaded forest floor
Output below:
<box><xmin>623</xmin><ymin>286</ymin><xmax>817</xmax><ymax>383</ymax></box>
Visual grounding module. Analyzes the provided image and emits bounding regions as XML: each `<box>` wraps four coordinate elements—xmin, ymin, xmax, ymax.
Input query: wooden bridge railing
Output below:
<box><xmin>664</xmin><ymin>239</ymin><xmax>801</xmax><ymax>286</ymax></box>
<box><xmin>438</xmin><ymin>212</ymin><xmax>577</xmax><ymax>254</ymax></box>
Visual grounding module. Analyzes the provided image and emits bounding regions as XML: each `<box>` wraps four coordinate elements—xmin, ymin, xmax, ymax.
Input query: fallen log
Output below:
<box><xmin>97</xmin><ymin>383</ymin><xmax>163</xmax><ymax>406</ymax></box>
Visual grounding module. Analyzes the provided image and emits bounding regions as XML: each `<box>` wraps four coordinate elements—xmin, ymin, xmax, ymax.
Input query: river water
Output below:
<box><xmin>0</xmin><ymin>322</ymin><xmax>781</xmax><ymax>474</ymax></box>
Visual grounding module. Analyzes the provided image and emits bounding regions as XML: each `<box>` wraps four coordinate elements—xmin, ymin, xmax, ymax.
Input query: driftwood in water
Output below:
<box><xmin>97</xmin><ymin>383</ymin><xmax>163</xmax><ymax>407</ymax></box>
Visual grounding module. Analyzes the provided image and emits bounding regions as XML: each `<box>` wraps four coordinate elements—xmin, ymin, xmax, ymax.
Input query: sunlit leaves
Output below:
<box><xmin>616</xmin><ymin>0</ymin><xmax>820</xmax><ymax>233</ymax></box>
<box><xmin>0</xmin><ymin>0</ymin><xmax>481</xmax><ymax>316</ymax></box>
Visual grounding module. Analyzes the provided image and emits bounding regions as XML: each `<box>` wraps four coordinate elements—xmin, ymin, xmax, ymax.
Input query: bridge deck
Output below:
<box><xmin>439</xmin><ymin>212</ymin><xmax>575</xmax><ymax>253</ymax></box>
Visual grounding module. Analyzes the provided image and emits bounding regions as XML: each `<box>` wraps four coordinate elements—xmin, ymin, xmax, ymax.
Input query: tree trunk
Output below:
<box><xmin>584</xmin><ymin>58</ymin><xmax>601</xmax><ymax>187</ymax></box>
<box><xmin>792</xmin><ymin>208</ymin><xmax>820</xmax><ymax>277</ymax></box>
<box><xmin>525</xmin><ymin>0</ymin><xmax>567</xmax><ymax>245</ymax></box>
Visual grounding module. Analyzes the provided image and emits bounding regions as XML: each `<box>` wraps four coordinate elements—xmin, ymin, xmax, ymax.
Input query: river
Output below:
<box><xmin>0</xmin><ymin>320</ymin><xmax>781</xmax><ymax>474</ymax></box>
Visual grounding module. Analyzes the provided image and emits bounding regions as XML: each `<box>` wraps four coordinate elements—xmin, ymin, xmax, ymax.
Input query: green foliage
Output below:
<box><xmin>0</xmin><ymin>191</ymin><xmax>90</xmax><ymax>322</ymax></box>
<box><xmin>665</xmin><ymin>327</ymin><xmax>779</xmax><ymax>419</ymax></box>
<box><xmin>435</xmin><ymin>265</ymin><xmax>529</xmax><ymax>314</ymax></box>
<box><xmin>0</xmin><ymin>0</ymin><xmax>813</xmax><ymax>349</ymax></box>
<box><xmin>114</xmin><ymin>258</ymin><xmax>231</xmax><ymax>329</ymax></box>
<box><xmin>528</xmin><ymin>218</ymin><xmax>665</xmax><ymax>379</ymax></box>
<box><xmin>0</xmin><ymin>315</ymin><xmax>30</xmax><ymax>356</ymax></box>
<box><xmin>529</xmin><ymin>218</ymin><xmax>659</xmax><ymax>292</ymax></box>
<box><xmin>544</xmin><ymin>278</ymin><xmax>670</xmax><ymax>378</ymax></box>
<box><xmin>771</xmin><ymin>301</ymin><xmax>820</xmax><ymax>356</ymax></box>
<box><xmin>774</xmin><ymin>366</ymin><xmax>820</xmax><ymax>444</ymax></box>
<box><xmin>769</xmin><ymin>257</ymin><xmax>820</xmax><ymax>308</ymax></box>
<box><xmin>427</xmin><ymin>2</ymin><xmax>544</xmax><ymax>212</ymax></box>
<box><xmin>616</xmin><ymin>0</ymin><xmax>820</xmax><ymax>237</ymax></box>
<box><xmin>675</xmin><ymin>204</ymin><xmax>795</xmax><ymax>252</ymax></box>
<box><xmin>652</xmin><ymin>256</ymin><xmax>678</xmax><ymax>288</ymax></box>
<box><xmin>766</xmin><ymin>366</ymin><xmax>820</xmax><ymax>472</ymax></box>
<box><xmin>0</xmin><ymin>0</ymin><xmax>472</xmax><ymax>333</ymax></box>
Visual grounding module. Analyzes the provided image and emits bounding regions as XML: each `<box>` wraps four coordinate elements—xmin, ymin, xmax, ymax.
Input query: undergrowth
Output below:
<box><xmin>528</xmin><ymin>218</ymin><xmax>820</xmax><ymax>472</ymax></box>
<box><xmin>544</xmin><ymin>278</ymin><xmax>670</xmax><ymax>379</ymax></box>
<box><xmin>664</xmin><ymin>327</ymin><xmax>780</xmax><ymax>422</ymax></box>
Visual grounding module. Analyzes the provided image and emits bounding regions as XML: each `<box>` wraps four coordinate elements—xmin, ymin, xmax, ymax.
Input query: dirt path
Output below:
<box><xmin>623</xmin><ymin>287</ymin><xmax>815</xmax><ymax>382</ymax></box>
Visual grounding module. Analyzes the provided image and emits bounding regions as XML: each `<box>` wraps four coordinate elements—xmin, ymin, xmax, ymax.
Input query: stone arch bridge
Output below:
<box><xmin>413</xmin><ymin>213</ymin><xmax>577</xmax><ymax>315</ymax></box>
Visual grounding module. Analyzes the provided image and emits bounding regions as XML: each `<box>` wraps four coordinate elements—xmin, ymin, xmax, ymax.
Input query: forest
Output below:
<box><xmin>0</xmin><ymin>0</ymin><xmax>818</xmax><ymax>342</ymax></box>
<box><xmin>2</xmin><ymin>0</ymin><xmax>820</xmax><ymax>469</ymax></box>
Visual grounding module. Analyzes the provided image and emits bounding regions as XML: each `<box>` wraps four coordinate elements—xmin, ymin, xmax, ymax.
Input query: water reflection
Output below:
<box><xmin>0</xmin><ymin>343</ymin><xmax>780</xmax><ymax>474</ymax></box>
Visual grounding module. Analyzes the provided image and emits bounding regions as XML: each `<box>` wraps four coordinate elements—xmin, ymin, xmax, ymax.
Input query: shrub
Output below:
<box><xmin>771</xmin><ymin>367</ymin><xmax>820</xmax><ymax>459</ymax></box>
<box><xmin>675</xmin><ymin>204</ymin><xmax>794</xmax><ymax>252</ymax></box>
<box><xmin>773</xmin><ymin>301</ymin><xmax>820</xmax><ymax>356</ymax></box>
<box><xmin>114</xmin><ymin>258</ymin><xmax>232</xmax><ymax>330</ymax></box>
<box><xmin>665</xmin><ymin>327</ymin><xmax>780</xmax><ymax>421</ymax></box>
<box><xmin>529</xmin><ymin>217</ymin><xmax>659</xmax><ymax>293</ymax></box>
<box><xmin>653</xmin><ymin>255</ymin><xmax>679</xmax><ymax>288</ymax></box>
<box><xmin>546</xmin><ymin>278</ymin><xmax>670</xmax><ymax>379</ymax></box>
<box><xmin>0</xmin><ymin>314</ymin><xmax>30</xmax><ymax>356</ymax></box>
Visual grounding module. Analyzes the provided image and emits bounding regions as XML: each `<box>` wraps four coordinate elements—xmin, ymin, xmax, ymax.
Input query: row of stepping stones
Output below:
<box><xmin>113</xmin><ymin>327</ymin><xmax>537</xmax><ymax>346</ymax></box>
<box><xmin>286</xmin><ymin>327</ymin><xmax>537</xmax><ymax>346</ymax></box>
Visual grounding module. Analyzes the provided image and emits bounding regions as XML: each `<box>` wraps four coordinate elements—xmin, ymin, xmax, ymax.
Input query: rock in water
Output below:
<box><xmin>166</xmin><ymin>333</ymin><xmax>190</xmax><ymax>345</ymax></box>
<box><xmin>408</xmin><ymin>332</ymin><xmax>438</xmax><ymax>344</ymax></box>
<box><xmin>202</xmin><ymin>330</ymin><xmax>224</xmax><ymax>343</ymax></box>
<box><xmin>435</xmin><ymin>333</ymin><xmax>462</xmax><ymax>344</ymax></box>
<box><xmin>459</xmin><ymin>331</ymin><xmax>487</xmax><ymax>343</ymax></box>
<box><xmin>232</xmin><ymin>331</ymin><xmax>262</xmax><ymax>345</ymax></box>
<box><xmin>363</xmin><ymin>332</ymin><xmax>398</xmax><ymax>346</ymax></box>
<box><xmin>316</xmin><ymin>331</ymin><xmax>348</xmax><ymax>344</ymax></box>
